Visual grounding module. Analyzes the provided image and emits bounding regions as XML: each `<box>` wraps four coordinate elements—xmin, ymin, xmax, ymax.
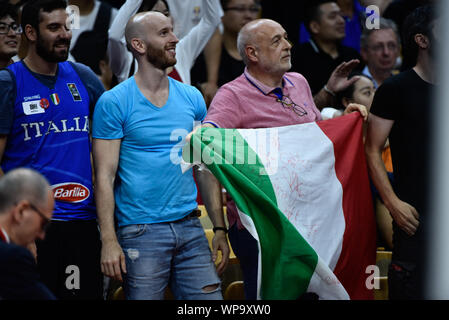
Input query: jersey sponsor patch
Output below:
<box><xmin>67</xmin><ymin>83</ymin><xmax>82</xmax><ymax>101</ymax></box>
<box><xmin>52</xmin><ymin>182</ymin><xmax>90</xmax><ymax>203</ymax></box>
<box><xmin>22</xmin><ymin>100</ymin><xmax>45</xmax><ymax>115</ymax></box>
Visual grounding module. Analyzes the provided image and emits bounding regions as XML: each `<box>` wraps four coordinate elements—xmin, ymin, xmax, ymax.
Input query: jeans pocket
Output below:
<box><xmin>118</xmin><ymin>224</ymin><xmax>146</xmax><ymax>240</ymax></box>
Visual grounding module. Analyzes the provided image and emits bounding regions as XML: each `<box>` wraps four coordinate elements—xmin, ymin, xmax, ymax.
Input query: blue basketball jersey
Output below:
<box><xmin>3</xmin><ymin>61</ymin><xmax>96</xmax><ymax>221</ymax></box>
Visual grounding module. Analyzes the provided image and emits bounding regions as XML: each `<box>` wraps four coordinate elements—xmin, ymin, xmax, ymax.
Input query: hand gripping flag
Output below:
<box><xmin>183</xmin><ymin>113</ymin><xmax>376</xmax><ymax>300</ymax></box>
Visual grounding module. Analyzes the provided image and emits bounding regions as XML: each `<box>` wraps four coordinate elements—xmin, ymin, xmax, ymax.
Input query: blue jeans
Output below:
<box><xmin>117</xmin><ymin>215</ymin><xmax>222</xmax><ymax>300</ymax></box>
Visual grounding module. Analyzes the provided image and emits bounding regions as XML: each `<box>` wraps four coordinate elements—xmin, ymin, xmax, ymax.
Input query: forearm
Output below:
<box><xmin>107</xmin><ymin>0</ymin><xmax>141</xmax><ymax>80</ymax></box>
<box><xmin>95</xmin><ymin>175</ymin><xmax>118</xmax><ymax>243</ymax></box>
<box><xmin>365</xmin><ymin>147</ymin><xmax>399</xmax><ymax>210</ymax></box>
<box><xmin>194</xmin><ymin>167</ymin><xmax>226</xmax><ymax>229</ymax></box>
<box><xmin>108</xmin><ymin>0</ymin><xmax>142</xmax><ymax>42</ymax></box>
<box><xmin>313</xmin><ymin>87</ymin><xmax>335</xmax><ymax>110</ymax></box>
<box><xmin>204</xmin><ymin>28</ymin><xmax>222</xmax><ymax>85</ymax></box>
<box><xmin>177</xmin><ymin>0</ymin><xmax>223</xmax><ymax>69</ymax></box>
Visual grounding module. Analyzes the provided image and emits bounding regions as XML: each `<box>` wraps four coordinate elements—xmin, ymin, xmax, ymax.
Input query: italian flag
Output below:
<box><xmin>183</xmin><ymin>113</ymin><xmax>376</xmax><ymax>300</ymax></box>
<box><xmin>50</xmin><ymin>93</ymin><xmax>60</xmax><ymax>105</ymax></box>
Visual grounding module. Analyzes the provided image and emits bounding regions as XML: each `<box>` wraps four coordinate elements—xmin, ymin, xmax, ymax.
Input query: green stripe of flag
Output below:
<box><xmin>184</xmin><ymin>127</ymin><xmax>319</xmax><ymax>299</ymax></box>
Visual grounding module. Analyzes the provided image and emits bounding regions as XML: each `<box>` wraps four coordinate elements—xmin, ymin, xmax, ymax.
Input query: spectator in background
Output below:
<box><xmin>0</xmin><ymin>1</ymin><xmax>21</xmax><ymax>68</ymax></box>
<box><xmin>68</xmin><ymin>0</ymin><xmax>118</xmax><ymax>88</ymax></box>
<box><xmin>191</xmin><ymin>0</ymin><xmax>260</xmax><ymax>106</ymax></box>
<box><xmin>0</xmin><ymin>0</ymin><xmax>105</xmax><ymax>299</ymax></box>
<box><xmin>382</xmin><ymin>0</ymin><xmax>434</xmax><ymax>70</ymax></box>
<box><xmin>359</xmin><ymin>0</ymin><xmax>392</xmax><ymax>15</ymax></box>
<box><xmin>299</xmin><ymin>0</ymin><xmax>365</xmax><ymax>53</ymax></box>
<box><xmin>167</xmin><ymin>0</ymin><xmax>224</xmax><ymax>106</ymax></box>
<box><xmin>108</xmin><ymin>0</ymin><xmax>222</xmax><ymax>85</ymax></box>
<box><xmin>0</xmin><ymin>168</ymin><xmax>56</xmax><ymax>300</ymax></box>
<box><xmin>360</xmin><ymin>17</ymin><xmax>400</xmax><ymax>88</ymax></box>
<box><xmin>291</xmin><ymin>0</ymin><xmax>360</xmax><ymax>95</ymax></box>
<box><xmin>166</xmin><ymin>0</ymin><xmax>203</xmax><ymax>40</ymax></box>
<box><xmin>365</xmin><ymin>5</ymin><xmax>437</xmax><ymax>299</ymax></box>
<box><xmin>332</xmin><ymin>72</ymin><xmax>394</xmax><ymax>250</ymax></box>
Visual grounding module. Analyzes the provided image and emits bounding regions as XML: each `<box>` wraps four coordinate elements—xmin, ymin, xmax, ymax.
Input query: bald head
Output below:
<box><xmin>237</xmin><ymin>19</ymin><xmax>283</xmax><ymax>65</ymax></box>
<box><xmin>125</xmin><ymin>11</ymin><xmax>171</xmax><ymax>56</ymax></box>
<box><xmin>0</xmin><ymin>168</ymin><xmax>51</xmax><ymax>214</ymax></box>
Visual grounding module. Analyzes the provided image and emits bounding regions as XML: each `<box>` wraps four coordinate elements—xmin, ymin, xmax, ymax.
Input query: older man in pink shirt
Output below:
<box><xmin>192</xmin><ymin>18</ymin><xmax>367</xmax><ymax>299</ymax></box>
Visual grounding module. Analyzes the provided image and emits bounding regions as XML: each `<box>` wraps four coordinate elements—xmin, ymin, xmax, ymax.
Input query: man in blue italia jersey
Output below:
<box><xmin>0</xmin><ymin>0</ymin><xmax>105</xmax><ymax>299</ymax></box>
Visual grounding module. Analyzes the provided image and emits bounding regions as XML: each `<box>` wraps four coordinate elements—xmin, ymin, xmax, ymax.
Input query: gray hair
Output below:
<box><xmin>237</xmin><ymin>19</ymin><xmax>269</xmax><ymax>66</ymax></box>
<box><xmin>0</xmin><ymin>168</ymin><xmax>50</xmax><ymax>214</ymax></box>
<box><xmin>360</xmin><ymin>17</ymin><xmax>400</xmax><ymax>49</ymax></box>
<box><xmin>237</xmin><ymin>27</ymin><xmax>251</xmax><ymax>66</ymax></box>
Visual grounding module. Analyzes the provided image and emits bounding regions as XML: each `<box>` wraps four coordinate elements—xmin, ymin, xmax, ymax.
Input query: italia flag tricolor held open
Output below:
<box><xmin>183</xmin><ymin>113</ymin><xmax>376</xmax><ymax>300</ymax></box>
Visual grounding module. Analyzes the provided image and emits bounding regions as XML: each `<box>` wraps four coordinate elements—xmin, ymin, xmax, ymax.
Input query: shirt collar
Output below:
<box><xmin>362</xmin><ymin>65</ymin><xmax>379</xmax><ymax>89</ymax></box>
<box><xmin>243</xmin><ymin>67</ymin><xmax>295</xmax><ymax>98</ymax></box>
<box><xmin>309</xmin><ymin>39</ymin><xmax>320</xmax><ymax>54</ymax></box>
<box><xmin>0</xmin><ymin>227</ymin><xmax>10</xmax><ymax>244</ymax></box>
<box><xmin>309</xmin><ymin>38</ymin><xmax>347</xmax><ymax>57</ymax></box>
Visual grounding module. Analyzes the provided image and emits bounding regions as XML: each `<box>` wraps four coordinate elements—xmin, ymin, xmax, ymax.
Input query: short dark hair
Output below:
<box><xmin>336</xmin><ymin>72</ymin><xmax>373</xmax><ymax>109</ymax></box>
<box><xmin>138</xmin><ymin>0</ymin><xmax>169</xmax><ymax>13</ymax></box>
<box><xmin>402</xmin><ymin>5</ymin><xmax>436</xmax><ymax>62</ymax></box>
<box><xmin>220</xmin><ymin>0</ymin><xmax>230</xmax><ymax>9</ymax></box>
<box><xmin>21</xmin><ymin>0</ymin><xmax>67</xmax><ymax>34</ymax></box>
<box><xmin>303</xmin><ymin>0</ymin><xmax>335</xmax><ymax>34</ymax></box>
<box><xmin>0</xmin><ymin>1</ymin><xmax>19</xmax><ymax>22</ymax></box>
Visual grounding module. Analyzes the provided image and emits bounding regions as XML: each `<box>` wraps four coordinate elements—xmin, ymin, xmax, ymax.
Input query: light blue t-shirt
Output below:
<box><xmin>92</xmin><ymin>76</ymin><xmax>206</xmax><ymax>226</ymax></box>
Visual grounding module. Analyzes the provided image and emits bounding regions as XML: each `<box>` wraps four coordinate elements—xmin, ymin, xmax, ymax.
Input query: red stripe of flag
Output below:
<box><xmin>317</xmin><ymin>113</ymin><xmax>377</xmax><ymax>299</ymax></box>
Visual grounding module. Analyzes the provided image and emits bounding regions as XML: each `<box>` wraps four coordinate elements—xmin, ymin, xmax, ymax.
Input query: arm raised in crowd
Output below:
<box><xmin>313</xmin><ymin>59</ymin><xmax>361</xmax><ymax>110</ymax></box>
<box><xmin>201</xmin><ymin>28</ymin><xmax>222</xmax><ymax>106</ymax></box>
<box><xmin>107</xmin><ymin>0</ymin><xmax>142</xmax><ymax>83</ymax></box>
<box><xmin>174</xmin><ymin>0</ymin><xmax>223</xmax><ymax>85</ymax></box>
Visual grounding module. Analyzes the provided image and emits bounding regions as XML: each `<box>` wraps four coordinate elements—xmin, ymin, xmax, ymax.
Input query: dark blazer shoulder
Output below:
<box><xmin>0</xmin><ymin>242</ymin><xmax>56</xmax><ymax>300</ymax></box>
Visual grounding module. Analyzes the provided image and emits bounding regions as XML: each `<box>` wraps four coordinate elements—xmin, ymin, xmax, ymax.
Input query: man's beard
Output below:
<box><xmin>36</xmin><ymin>36</ymin><xmax>70</xmax><ymax>63</ymax></box>
<box><xmin>145</xmin><ymin>44</ymin><xmax>176</xmax><ymax>70</ymax></box>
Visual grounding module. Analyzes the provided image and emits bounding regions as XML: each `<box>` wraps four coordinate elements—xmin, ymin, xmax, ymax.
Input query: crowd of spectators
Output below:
<box><xmin>0</xmin><ymin>0</ymin><xmax>438</xmax><ymax>301</ymax></box>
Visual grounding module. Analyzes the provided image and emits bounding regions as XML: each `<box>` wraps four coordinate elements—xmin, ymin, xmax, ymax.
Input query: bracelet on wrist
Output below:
<box><xmin>213</xmin><ymin>226</ymin><xmax>228</xmax><ymax>234</ymax></box>
<box><xmin>323</xmin><ymin>85</ymin><xmax>336</xmax><ymax>97</ymax></box>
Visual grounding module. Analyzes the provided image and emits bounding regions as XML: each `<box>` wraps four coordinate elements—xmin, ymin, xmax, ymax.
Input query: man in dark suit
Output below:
<box><xmin>0</xmin><ymin>168</ymin><xmax>56</xmax><ymax>300</ymax></box>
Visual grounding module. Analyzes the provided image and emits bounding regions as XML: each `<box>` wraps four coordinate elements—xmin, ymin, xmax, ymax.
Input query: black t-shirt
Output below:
<box><xmin>191</xmin><ymin>44</ymin><xmax>245</xmax><ymax>90</ymax></box>
<box><xmin>370</xmin><ymin>69</ymin><xmax>434</xmax><ymax>215</ymax></box>
<box><xmin>370</xmin><ymin>69</ymin><xmax>434</xmax><ymax>264</ymax></box>
<box><xmin>290</xmin><ymin>39</ymin><xmax>361</xmax><ymax>95</ymax></box>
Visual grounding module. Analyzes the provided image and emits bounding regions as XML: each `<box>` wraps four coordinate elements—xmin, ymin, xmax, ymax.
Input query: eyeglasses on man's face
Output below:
<box><xmin>276</xmin><ymin>95</ymin><xmax>308</xmax><ymax>117</ymax></box>
<box><xmin>368</xmin><ymin>42</ymin><xmax>398</xmax><ymax>53</ymax></box>
<box><xmin>0</xmin><ymin>22</ymin><xmax>22</xmax><ymax>35</ymax></box>
<box><xmin>27</xmin><ymin>202</ymin><xmax>51</xmax><ymax>232</ymax></box>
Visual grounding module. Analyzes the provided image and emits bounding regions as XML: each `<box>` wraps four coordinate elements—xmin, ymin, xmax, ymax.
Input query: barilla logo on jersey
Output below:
<box><xmin>52</xmin><ymin>182</ymin><xmax>90</xmax><ymax>203</ymax></box>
